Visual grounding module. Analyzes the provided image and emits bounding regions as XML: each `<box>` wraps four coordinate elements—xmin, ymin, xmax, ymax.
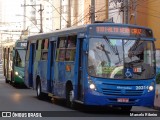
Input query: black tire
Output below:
<box><xmin>36</xmin><ymin>80</ymin><xmax>44</xmax><ymax>100</ymax></box>
<box><xmin>66</xmin><ymin>86</ymin><xmax>75</xmax><ymax>108</ymax></box>
<box><xmin>121</xmin><ymin>106</ymin><xmax>132</xmax><ymax>112</ymax></box>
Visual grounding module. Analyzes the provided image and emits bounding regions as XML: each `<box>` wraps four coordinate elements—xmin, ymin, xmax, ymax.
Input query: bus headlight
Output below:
<box><xmin>149</xmin><ymin>86</ymin><xmax>154</xmax><ymax>91</ymax></box>
<box><xmin>89</xmin><ymin>84</ymin><xmax>96</xmax><ymax>90</ymax></box>
<box><xmin>148</xmin><ymin>82</ymin><xmax>154</xmax><ymax>92</ymax></box>
<box><xmin>15</xmin><ymin>71</ymin><xmax>18</xmax><ymax>75</ymax></box>
<box><xmin>88</xmin><ymin>79</ymin><xmax>96</xmax><ymax>90</ymax></box>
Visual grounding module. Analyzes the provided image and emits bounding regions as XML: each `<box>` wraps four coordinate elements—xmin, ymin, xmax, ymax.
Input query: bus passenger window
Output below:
<box><xmin>59</xmin><ymin>38</ymin><xmax>66</xmax><ymax>48</ymax></box>
<box><xmin>65</xmin><ymin>49</ymin><xmax>76</xmax><ymax>61</ymax></box>
<box><xmin>44</xmin><ymin>39</ymin><xmax>49</xmax><ymax>49</ymax></box>
<box><xmin>65</xmin><ymin>36</ymin><xmax>77</xmax><ymax>61</ymax></box>
<box><xmin>41</xmin><ymin>39</ymin><xmax>49</xmax><ymax>60</ymax></box>
<box><xmin>58</xmin><ymin>49</ymin><xmax>65</xmax><ymax>61</ymax></box>
<box><xmin>67</xmin><ymin>36</ymin><xmax>76</xmax><ymax>48</ymax></box>
<box><xmin>56</xmin><ymin>37</ymin><xmax>67</xmax><ymax>61</ymax></box>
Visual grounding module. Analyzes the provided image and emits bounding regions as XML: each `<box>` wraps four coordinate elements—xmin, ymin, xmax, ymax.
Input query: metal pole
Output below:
<box><xmin>91</xmin><ymin>0</ymin><xmax>95</xmax><ymax>23</ymax></box>
<box><xmin>23</xmin><ymin>0</ymin><xmax>26</xmax><ymax>30</ymax></box>
<box><xmin>123</xmin><ymin>0</ymin><xmax>129</xmax><ymax>24</ymax></box>
<box><xmin>40</xmin><ymin>4</ymin><xmax>43</xmax><ymax>33</ymax></box>
<box><xmin>134</xmin><ymin>0</ymin><xmax>137</xmax><ymax>24</ymax></box>
<box><xmin>67</xmin><ymin>0</ymin><xmax>71</xmax><ymax>27</ymax></box>
<box><xmin>21</xmin><ymin>4</ymin><xmax>43</xmax><ymax>33</ymax></box>
<box><xmin>60</xmin><ymin>0</ymin><xmax>62</xmax><ymax>29</ymax></box>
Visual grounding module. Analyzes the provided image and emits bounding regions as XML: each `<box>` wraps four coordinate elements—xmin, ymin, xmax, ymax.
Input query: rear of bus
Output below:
<box><xmin>84</xmin><ymin>24</ymin><xmax>156</xmax><ymax>110</ymax></box>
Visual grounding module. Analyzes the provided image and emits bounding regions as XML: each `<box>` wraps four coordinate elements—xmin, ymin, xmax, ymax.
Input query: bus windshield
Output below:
<box><xmin>15</xmin><ymin>49</ymin><xmax>26</xmax><ymax>68</ymax></box>
<box><xmin>88</xmin><ymin>38</ymin><xmax>155</xmax><ymax>80</ymax></box>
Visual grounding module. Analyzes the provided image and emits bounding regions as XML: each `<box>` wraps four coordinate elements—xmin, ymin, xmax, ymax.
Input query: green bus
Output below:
<box><xmin>3</xmin><ymin>40</ymin><xmax>27</xmax><ymax>86</ymax></box>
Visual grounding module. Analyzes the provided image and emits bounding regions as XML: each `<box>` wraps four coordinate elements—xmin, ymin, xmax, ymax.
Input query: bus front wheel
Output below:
<box><xmin>36</xmin><ymin>80</ymin><xmax>44</xmax><ymax>100</ymax></box>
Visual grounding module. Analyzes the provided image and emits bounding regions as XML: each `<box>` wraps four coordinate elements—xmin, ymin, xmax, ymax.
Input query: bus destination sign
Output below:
<box><xmin>90</xmin><ymin>26</ymin><xmax>153</xmax><ymax>37</ymax></box>
<box><xmin>17</xmin><ymin>42</ymin><xmax>27</xmax><ymax>48</ymax></box>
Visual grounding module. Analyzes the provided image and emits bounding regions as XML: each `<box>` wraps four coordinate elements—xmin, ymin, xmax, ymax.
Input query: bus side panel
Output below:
<box><xmin>33</xmin><ymin>43</ymin><xmax>42</xmax><ymax>90</ymax></box>
<box><xmin>24</xmin><ymin>61</ymin><xmax>29</xmax><ymax>87</ymax></box>
<box><xmin>38</xmin><ymin>61</ymin><xmax>47</xmax><ymax>92</ymax></box>
<box><xmin>53</xmin><ymin>62</ymin><xmax>66</xmax><ymax>97</ymax></box>
<box><xmin>33</xmin><ymin>61</ymin><xmax>38</xmax><ymax>89</ymax></box>
<box><xmin>46</xmin><ymin>41</ymin><xmax>53</xmax><ymax>93</ymax></box>
<box><xmin>65</xmin><ymin>62</ymin><xmax>75</xmax><ymax>83</ymax></box>
<box><xmin>25</xmin><ymin>44</ymin><xmax>35</xmax><ymax>87</ymax></box>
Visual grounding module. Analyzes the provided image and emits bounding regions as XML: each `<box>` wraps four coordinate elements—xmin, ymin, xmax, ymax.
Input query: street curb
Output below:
<box><xmin>147</xmin><ymin>106</ymin><xmax>160</xmax><ymax>111</ymax></box>
<box><xmin>153</xmin><ymin>106</ymin><xmax>160</xmax><ymax>111</ymax></box>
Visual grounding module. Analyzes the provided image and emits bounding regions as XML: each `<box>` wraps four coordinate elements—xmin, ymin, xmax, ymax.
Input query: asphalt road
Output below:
<box><xmin>0</xmin><ymin>64</ymin><xmax>159</xmax><ymax>120</ymax></box>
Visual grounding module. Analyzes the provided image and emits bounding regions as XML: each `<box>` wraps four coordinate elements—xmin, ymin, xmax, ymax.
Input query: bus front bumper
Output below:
<box><xmin>84</xmin><ymin>90</ymin><xmax>155</xmax><ymax>107</ymax></box>
<box><xmin>14</xmin><ymin>76</ymin><xmax>25</xmax><ymax>85</ymax></box>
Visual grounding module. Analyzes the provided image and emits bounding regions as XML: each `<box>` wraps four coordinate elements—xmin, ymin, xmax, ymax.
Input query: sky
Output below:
<box><xmin>1</xmin><ymin>0</ymin><xmax>23</xmax><ymax>23</ymax></box>
<box><xmin>0</xmin><ymin>0</ymin><xmax>24</xmax><ymax>40</ymax></box>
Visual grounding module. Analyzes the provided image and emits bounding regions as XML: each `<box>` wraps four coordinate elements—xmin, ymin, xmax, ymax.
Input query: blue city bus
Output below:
<box><xmin>24</xmin><ymin>23</ymin><xmax>156</xmax><ymax>111</ymax></box>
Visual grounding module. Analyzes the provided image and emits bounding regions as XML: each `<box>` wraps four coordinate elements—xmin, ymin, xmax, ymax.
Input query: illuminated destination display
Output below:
<box><xmin>16</xmin><ymin>42</ymin><xmax>27</xmax><ymax>48</ymax></box>
<box><xmin>89</xmin><ymin>26</ymin><xmax>153</xmax><ymax>37</ymax></box>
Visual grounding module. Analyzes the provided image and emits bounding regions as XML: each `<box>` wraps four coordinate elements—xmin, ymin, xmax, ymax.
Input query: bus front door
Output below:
<box><xmin>77</xmin><ymin>39</ymin><xmax>84</xmax><ymax>101</ymax></box>
<box><xmin>28</xmin><ymin>43</ymin><xmax>35</xmax><ymax>87</ymax></box>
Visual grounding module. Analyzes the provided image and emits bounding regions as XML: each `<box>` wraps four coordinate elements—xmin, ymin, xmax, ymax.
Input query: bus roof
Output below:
<box><xmin>27</xmin><ymin>23</ymin><xmax>154</xmax><ymax>42</ymax></box>
<box><xmin>28</xmin><ymin>24</ymin><xmax>87</xmax><ymax>41</ymax></box>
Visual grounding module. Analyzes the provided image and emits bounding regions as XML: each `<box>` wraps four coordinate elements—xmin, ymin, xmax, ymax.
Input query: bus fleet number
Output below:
<box><xmin>136</xmin><ymin>86</ymin><xmax>149</xmax><ymax>90</ymax></box>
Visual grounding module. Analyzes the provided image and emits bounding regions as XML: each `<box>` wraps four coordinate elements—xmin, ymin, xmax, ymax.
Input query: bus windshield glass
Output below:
<box><xmin>88</xmin><ymin>38</ymin><xmax>155</xmax><ymax>79</ymax></box>
<box><xmin>15</xmin><ymin>50</ymin><xmax>26</xmax><ymax>68</ymax></box>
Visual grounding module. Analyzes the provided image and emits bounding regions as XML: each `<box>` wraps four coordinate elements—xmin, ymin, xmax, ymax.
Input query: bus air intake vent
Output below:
<box><xmin>102</xmin><ymin>88</ymin><xmax>144</xmax><ymax>96</ymax></box>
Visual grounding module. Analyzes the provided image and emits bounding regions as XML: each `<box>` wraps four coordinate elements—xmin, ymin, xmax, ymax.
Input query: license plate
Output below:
<box><xmin>117</xmin><ymin>98</ymin><xmax>129</xmax><ymax>103</ymax></box>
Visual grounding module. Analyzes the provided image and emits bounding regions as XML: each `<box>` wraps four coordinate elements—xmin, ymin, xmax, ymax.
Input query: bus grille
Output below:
<box><xmin>102</xmin><ymin>88</ymin><xmax>144</xmax><ymax>96</ymax></box>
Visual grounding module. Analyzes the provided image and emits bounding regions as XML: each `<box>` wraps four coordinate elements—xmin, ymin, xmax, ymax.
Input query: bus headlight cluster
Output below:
<box><xmin>15</xmin><ymin>71</ymin><xmax>18</xmax><ymax>75</ymax></box>
<box><xmin>148</xmin><ymin>86</ymin><xmax>154</xmax><ymax>91</ymax></box>
<box><xmin>148</xmin><ymin>82</ymin><xmax>154</xmax><ymax>92</ymax></box>
<box><xmin>90</xmin><ymin>84</ymin><xmax>96</xmax><ymax>90</ymax></box>
<box><xmin>88</xmin><ymin>79</ymin><xmax>96</xmax><ymax>91</ymax></box>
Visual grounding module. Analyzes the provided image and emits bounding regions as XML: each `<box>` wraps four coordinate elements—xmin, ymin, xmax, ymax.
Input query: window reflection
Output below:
<box><xmin>88</xmin><ymin>38</ymin><xmax>155</xmax><ymax>80</ymax></box>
